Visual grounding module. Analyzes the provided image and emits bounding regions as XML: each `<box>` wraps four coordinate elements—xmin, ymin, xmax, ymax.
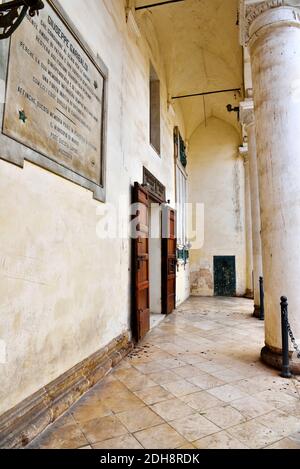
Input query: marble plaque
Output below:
<box><xmin>2</xmin><ymin>1</ymin><xmax>105</xmax><ymax>186</ymax></box>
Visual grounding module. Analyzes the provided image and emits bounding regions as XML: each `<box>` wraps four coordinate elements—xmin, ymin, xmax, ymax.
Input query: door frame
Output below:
<box><xmin>148</xmin><ymin>193</ymin><xmax>163</xmax><ymax>316</ymax></box>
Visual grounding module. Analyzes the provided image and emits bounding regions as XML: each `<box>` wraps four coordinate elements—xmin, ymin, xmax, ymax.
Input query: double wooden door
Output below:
<box><xmin>162</xmin><ymin>207</ymin><xmax>177</xmax><ymax>315</ymax></box>
<box><xmin>132</xmin><ymin>183</ymin><xmax>176</xmax><ymax>343</ymax></box>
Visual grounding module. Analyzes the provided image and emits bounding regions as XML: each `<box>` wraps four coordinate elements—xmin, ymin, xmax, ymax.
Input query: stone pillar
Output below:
<box><xmin>240</xmin><ymin>145</ymin><xmax>254</xmax><ymax>299</ymax></box>
<box><xmin>241</xmin><ymin>1</ymin><xmax>300</xmax><ymax>373</ymax></box>
<box><xmin>240</xmin><ymin>100</ymin><xmax>263</xmax><ymax>317</ymax></box>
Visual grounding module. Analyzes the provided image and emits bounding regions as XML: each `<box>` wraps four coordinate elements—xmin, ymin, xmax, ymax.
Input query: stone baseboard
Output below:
<box><xmin>0</xmin><ymin>332</ymin><xmax>133</xmax><ymax>449</ymax></box>
<box><xmin>245</xmin><ymin>289</ymin><xmax>254</xmax><ymax>300</ymax></box>
<box><xmin>261</xmin><ymin>345</ymin><xmax>300</xmax><ymax>375</ymax></box>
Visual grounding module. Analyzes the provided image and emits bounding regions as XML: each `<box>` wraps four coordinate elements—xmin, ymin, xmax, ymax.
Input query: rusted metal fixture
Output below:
<box><xmin>0</xmin><ymin>0</ymin><xmax>44</xmax><ymax>40</ymax></box>
<box><xmin>280</xmin><ymin>296</ymin><xmax>292</xmax><ymax>378</ymax></box>
<box><xmin>259</xmin><ymin>276</ymin><xmax>264</xmax><ymax>321</ymax></box>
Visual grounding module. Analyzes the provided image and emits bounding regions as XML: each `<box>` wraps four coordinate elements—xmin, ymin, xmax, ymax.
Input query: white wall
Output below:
<box><xmin>188</xmin><ymin>117</ymin><xmax>246</xmax><ymax>297</ymax></box>
<box><xmin>0</xmin><ymin>0</ymin><xmax>188</xmax><ymax>415</ymax></box>
<box><xmin>176</xmin><ymin>263</ymin><xmax>190</xmax><ymax>306</ymax></box>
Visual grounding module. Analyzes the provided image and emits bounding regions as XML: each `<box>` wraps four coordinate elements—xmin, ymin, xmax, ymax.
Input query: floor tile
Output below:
<box><xmin>187</xmin><ymin>372</ymin><xmax>225</xmax><ymax>390</ymax></box>
<box><xmin>203</xmin><ymin>405</ymin><xmax>246</xmax><ymax>429</ymax></box>
<box><xmin>134</xmin><ymin>385</ymin><xmax>173</xmax><ymax>405</ymax></box>
<box><xmin>151</xmin><ymin>398</ymin><xmax>195</xmax><ymax>421</ymax></box>
<box><xmin>180</xmin><ymin>391</ymin><xmax>223</xmax><ymax>411</ymax></box>
<box><xmin>178</xmin><ymin>353</ymin><xmax>209</xmax><ymax>365</ymax></box>
<box><xmin>254</xmin><ymin>390</ymin><xmax>300</xmax><ymax>409</ymax></box>
<box><xmin>265</xmin><ymin>438</ymin><xmax>300</xmax><ymax>449</ymax></box>
<box><xmin>193</xmin><ymin>362</ymin><xmax>226</xmax><ymax>374</ymax></box>
<box><xmin>178</xmin><ymin>443</ymin><xmax>196</xmax><ymax>449</ymax></box>
<box><xmin>227</xmin><ymin>420</ymin><xmax>282</xmax><ymax>449</ymax></box>
<box><xmin>210</xmin><ymin>369</ymin><xmax>242</xmax><ymax>383</ymax></box>
<box><xmin>27</xmin><ymin>417</ymin><xmax>88</xmax><ymax>449</ymax></box>
<box><xmin>194</xmin><ymin>430</ymin><xmax>248</xmax><ymax>449</ymax></box>
<box><xmin>133</xmin><ymin>362</ymin><xmax>166</xmax><ymax>374</ymax></box>
<box><xmin>290</xmin><ymin>431</ymin><xmax>300</xmax><ymax>445</ymax></box>
<box><xmin>114</xmin><ymin>368</ymin><xmax>157</xmax><ymax>391</ymax></box>
<box><xmin>158</xmin><ymin>358</ymin><xmax>187</xmax><ymax>369</ymax></box>
<box><xmin>173</xmin><ymin>365</ymin><xmax>207</xmax><ymax>379</ymax></box>
<box><xmin>117</xmin><ymin>407</ymin><xmax>163</xmax><ymax>433</ymax></box>
<box><xmin>92</xmin><ymin>434</ymin><xmax>143</xmax><ymax>449</ymax></box>
<box><xmin>79</xmin><ymin>415</ymin><xmax>128</xmax><ymax>444</ymax></box>
<box><xmin>134</xmin><ymin>423</ymin><xmax>187</xmax><ymax>449</ymax></box>
<box><xmin>230</xmin><ymin>396</ymin><xmax>275</xmax><ymax>419</ymax></box>
<box><xmin>102</xmin><ymin>391</ymin><xmax>145</xmax><ymax>413</ymax></box>
<box><xmin>70</xmin><ymin>401</ymin><xmax>112</xmax><ymax>424</ymax></box>
<box><xmin>27</xmin><ymin>297</ymin><xmax>300</xmax><ymax>450</ymax></box>
<box><xmin>257</xmin><ymin>410</ymin><xmax>300</xmax><ymax>438</ymax></box>
<box><xmin>207</xmin><ymin>384</ymin><xmax>249</xmax><ymax>403</ymax></box>
<box><xmin>147</xmin><ymin>370</ymin><xmax>182</xmax><ymax>384</ymax></box>
<box><xmin>169</xmin><ymin>413</ymin><xmax>220</xmax><ymax>442</ymax></box>
<box><xmin>161</xmin><ymin>379</ymin><xmax>201</xmax><ymax>397</ymax></box>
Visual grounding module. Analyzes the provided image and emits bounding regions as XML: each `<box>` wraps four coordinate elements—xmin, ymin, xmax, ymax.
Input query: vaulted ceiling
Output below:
<box><xmin>135</xmin><ymin>0</ymin><xmax>243</xmax><ymax>139</ymax></box>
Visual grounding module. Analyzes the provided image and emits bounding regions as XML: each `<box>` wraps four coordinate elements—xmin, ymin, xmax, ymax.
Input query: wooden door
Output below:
<box><xmin>162</xmin><ymin>207</ymin><xmax>177</xmax><ymax>315</ymax></box>
<box><xmin>132</xmin><ymin>183</ymin><xmax>150</xmax><ymax>342</ymax></box>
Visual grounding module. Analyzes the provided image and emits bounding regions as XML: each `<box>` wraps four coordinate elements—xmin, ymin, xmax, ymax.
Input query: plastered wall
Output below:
<box><xmin>0</xmin><ymin>0</ymin><xmax>188</xmax><ymax>415</ymax></box>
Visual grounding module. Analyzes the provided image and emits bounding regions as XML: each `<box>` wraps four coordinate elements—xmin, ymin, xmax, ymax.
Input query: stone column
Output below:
<box><xmin>240</xmin><ymin>100</ymin><xmax>263</xmax><ymax>317</ymax></box>
<box><xmin>241</xmin><ymin>1</ymin><xmax>300</xmax><ymax>373</ymax></box>
<box><xmin>240</xmin><ymin>145</ymin><xmax>254</xmax><ymax>299</ymax></box>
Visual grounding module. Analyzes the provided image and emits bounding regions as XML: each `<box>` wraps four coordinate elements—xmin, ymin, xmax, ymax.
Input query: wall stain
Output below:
<box><xmin>232</xmin><ymin>160</ymin><xmax>242</xmax><ymax>233</ymax></box>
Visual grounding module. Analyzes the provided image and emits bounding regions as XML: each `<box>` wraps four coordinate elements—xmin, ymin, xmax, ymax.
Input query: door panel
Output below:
<box><xmin>162</xmin><ymin>207</ymin><xmax>176</xmax><ymax>315</ymax></box>
<box><xmin>132</xmin><ymin>182</ymin><xmax>150</xmax><ymax>342</ymax></box>
<box><xmin>214</xmin><ymin>256</ymin><xmax>236</xmax><ymax>297</ymax></box>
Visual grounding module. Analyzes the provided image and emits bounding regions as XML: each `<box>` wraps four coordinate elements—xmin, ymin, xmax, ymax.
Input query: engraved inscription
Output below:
<box><xmin>3</xmin><ymin>1</ymin><xmax>104</xmax><ymax>185</ymax></box>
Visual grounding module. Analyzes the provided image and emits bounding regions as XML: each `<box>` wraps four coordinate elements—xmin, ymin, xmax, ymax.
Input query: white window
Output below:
<box><xmin>174</xmin><ymin>127</ymin><xmax>188</xmax><ymax>254</ymax></box>
<box><xmin>150</xmin><ymin>64</ymin><xmax>161</xmax><ymax>155</ymax></box>
<box><xmin>176</xmin><ymin>165</ymin><xmax>187</xmax><ymax>247</ymax></box>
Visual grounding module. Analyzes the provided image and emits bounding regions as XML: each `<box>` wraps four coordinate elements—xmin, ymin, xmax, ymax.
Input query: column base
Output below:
<box><xmin>261</xmin><ymin>345</ymin><xmax>300</xmax><ymax>375</ymax></box>
<box><xmin>245</xmin><ymin>289</ymin><xmax>254</xmax><ymax>300</ymax></box>
<box><xmin>253</xmin><ymin>305</ymin><xmax>260</xmax><ymax>318</ymax></box>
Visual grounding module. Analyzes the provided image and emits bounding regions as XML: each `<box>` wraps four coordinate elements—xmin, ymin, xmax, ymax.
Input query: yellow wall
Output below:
<box><xmin>188</xmin><ymin>117</ymin><xmax>246</xmax><ymax>297</ymax></box>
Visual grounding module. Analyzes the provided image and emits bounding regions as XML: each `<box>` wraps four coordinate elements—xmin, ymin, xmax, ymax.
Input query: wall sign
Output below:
<box><xmin>0</xmin><ymin>0</ymin><xmax>107</xmax><ymax>201</ymax></box>
<box><xmin>143</xmin><ymin>167</ymin><xmax>166</xmax><ymax>203</ymax></box>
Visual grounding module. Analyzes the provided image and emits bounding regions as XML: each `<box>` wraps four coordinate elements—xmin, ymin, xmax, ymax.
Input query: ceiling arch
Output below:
<box><xmin>135</xmin><ymin>0</ymin><xmax>243</xmax><ymax>138</ymax></box>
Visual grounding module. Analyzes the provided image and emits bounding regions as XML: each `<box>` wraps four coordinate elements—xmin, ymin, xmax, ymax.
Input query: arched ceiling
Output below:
<box><xmin>135</xmin><ymin>0</ymin><xmax>243</xmax><ymax>139</ymax></box>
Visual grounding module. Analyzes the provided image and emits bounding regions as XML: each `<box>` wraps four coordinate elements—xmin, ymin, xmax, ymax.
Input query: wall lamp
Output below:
<box><xmin>226</xmin><ymin>104</ymin><xmax>240</xmax><ymax>120</ymax></box>
<box><xmin>0</xmin><ymin>0</ymin><xmax>44</xmax><ymax>40</ymax></box>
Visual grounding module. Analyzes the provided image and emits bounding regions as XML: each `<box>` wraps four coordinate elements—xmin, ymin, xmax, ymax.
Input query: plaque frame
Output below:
<box><xmin>0</xmin><ymin>0</ymin><xmax>108</xmax><ymax>203</ymax></box>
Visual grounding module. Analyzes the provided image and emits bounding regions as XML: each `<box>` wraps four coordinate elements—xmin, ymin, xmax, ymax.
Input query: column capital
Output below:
<box><xmin>239</xmin><ymin>0</ymin><xmax>300</xmax><ymax>46</ymax></box>
<box><xmin>240</xmin><ymin>99</ymin><xmax>255</xmax><ymax>128</ymax></box>
<box><xmin>239</xmin><ymin>144</ymin><xmax>249</xmax><ymax>161</ymax></box>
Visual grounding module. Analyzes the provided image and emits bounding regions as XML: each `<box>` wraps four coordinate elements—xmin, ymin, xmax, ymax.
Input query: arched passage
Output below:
<box><xmin>188</xmin><ymin>117</ymin><xmax>246</xmax><ymax>297</ymax></box>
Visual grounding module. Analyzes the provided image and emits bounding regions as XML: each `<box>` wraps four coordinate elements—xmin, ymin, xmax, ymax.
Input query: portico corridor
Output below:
<box><xmin>28</xmin><ymin>298</ymin><xmax>300</xmax><ymax>450</ymax></box>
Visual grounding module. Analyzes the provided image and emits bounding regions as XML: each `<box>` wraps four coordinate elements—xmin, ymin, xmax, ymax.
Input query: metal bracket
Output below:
<box><xmin>0</xmin><ymin>0</ymin><xmax>44</xmax><ymax>40</ymax></box>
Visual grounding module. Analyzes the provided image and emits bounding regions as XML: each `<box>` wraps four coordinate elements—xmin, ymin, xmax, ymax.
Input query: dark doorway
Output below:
<box><xmin>162</xmin><ymin>207</ymin><xmax>177</xmax><ymax>315</ymax></box>
<box><xmin>214</xmin><ymin>256</ymin><xmax>236</xmax><ymax>297</ymax></box>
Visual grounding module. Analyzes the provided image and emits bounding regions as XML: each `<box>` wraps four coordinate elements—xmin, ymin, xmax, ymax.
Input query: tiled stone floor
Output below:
<box><xmin>27</xmin><ymin>297</ymin><xmax>300</xmax><ymax>450</ymax></box>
